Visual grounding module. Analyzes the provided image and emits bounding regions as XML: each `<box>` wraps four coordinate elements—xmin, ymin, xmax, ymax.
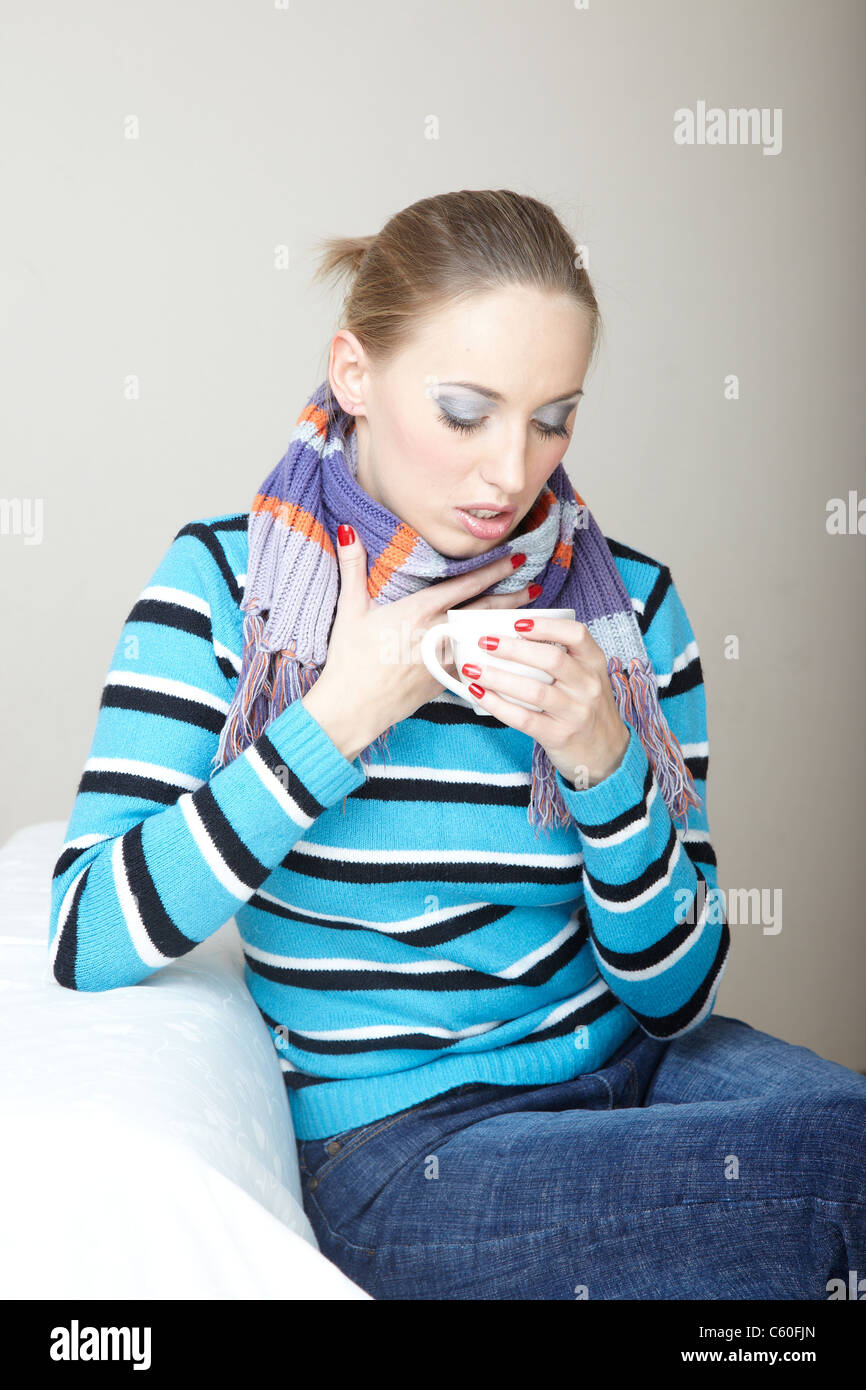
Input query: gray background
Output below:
<box><xmin>2</xmin><ymin>1</ymin><xmax>863</xmax><ymax>1067</ymax></box>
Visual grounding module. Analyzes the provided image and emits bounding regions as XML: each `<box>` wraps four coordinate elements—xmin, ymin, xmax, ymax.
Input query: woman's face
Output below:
<box><xmin>328</xmin><ymin>285</ymin><xmax>594</xmax><ymax>558</ymax></box>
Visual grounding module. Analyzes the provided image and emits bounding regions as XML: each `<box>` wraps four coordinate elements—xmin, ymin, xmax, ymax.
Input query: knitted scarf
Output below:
<box><xmin>211</xmin><ymin>380</ymin><xmax>702</xmax><ymax>835</ymax></box>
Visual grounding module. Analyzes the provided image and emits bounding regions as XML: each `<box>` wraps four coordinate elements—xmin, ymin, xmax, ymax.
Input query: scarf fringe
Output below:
<box><xmin>359</xmin><ymin>727</ymin><xmax>394</xmax><ymax>769</ymax></box>
<box><xmin>212</xmin><ymin>607</ymin><xmax>325</xmax><ymax>773</ymax></box>
<box><xmin>609</xmin><ymin>656</ymin><xmax>703</xmax><ymax>831</ymax></box>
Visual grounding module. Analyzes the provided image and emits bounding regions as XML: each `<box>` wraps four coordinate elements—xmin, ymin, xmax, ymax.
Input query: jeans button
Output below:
<box><xmin>309</xmin><ymin>1176</ymin><xmax>319</xmax><ymax>1190</ymax></box>
<box><xmin>326</xmin><ymin>1140</ymin><xmax>341</xmax><ymax>1156</ymax></box>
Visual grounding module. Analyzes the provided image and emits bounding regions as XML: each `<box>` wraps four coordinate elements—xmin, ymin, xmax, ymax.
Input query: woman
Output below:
<box><xmin>49</xmin><ymin>189</ymin><xmax>865</xmax><ymax>1300</ymax></box>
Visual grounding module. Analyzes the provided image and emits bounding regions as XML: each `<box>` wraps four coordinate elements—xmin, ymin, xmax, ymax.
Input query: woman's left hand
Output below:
<box><xmin>461</xmin><ymin>617</ymin><xmax>631</xmax><ymax>789</ymax></box>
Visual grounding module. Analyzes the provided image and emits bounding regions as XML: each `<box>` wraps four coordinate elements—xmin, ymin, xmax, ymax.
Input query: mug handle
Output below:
<box><xmin>420</xmin><ymin>623</ymin><xmax>475</xmax><ymax>704</ymax></box>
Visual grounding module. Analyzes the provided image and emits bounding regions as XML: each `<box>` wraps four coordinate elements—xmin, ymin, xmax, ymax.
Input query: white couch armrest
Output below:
<box><xmin>0</xmin><ymin>821</ymin><xmax>371</xmax><ymax>1300</ymax></box>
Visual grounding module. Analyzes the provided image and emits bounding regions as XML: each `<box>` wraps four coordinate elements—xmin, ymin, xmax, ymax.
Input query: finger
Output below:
<box><xmin>465</xmin><ymin>649</ymin><xmax>597</xmax><ymax>709</ymax></box>
<box><xmin>459</xmin><ymin>582</ymin><xmax>538</xmax><ymax>612</ymax></box>
<box><xmin>500</xmin><ymin>616</ymin><xmax>604</xmax><ymax>673</ymax></box>
<box><xmin>335</xmin><ymin>524</ymin><xmax>369</xmax><ymax>614</ymax></box>
<box><xmin>468</xmin><ymin>631</ymin><xmax>566</xmax><ymax>678</ymax></box>
<box><xmin>421</xmin><ymin>550</ymin><xmax>526</xmax><ymax>616</ymax></box>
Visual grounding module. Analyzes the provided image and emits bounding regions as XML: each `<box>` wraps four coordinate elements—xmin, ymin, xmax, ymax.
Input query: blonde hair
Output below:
<box><xmin>312</xmin><ymin>188</ymin><xmax>602</xmax><ymax>422</ymax></box>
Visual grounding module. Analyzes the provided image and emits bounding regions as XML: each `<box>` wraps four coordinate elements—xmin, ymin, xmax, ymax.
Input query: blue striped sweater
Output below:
<box><xmin>48</xmin><ymin>513</ymin><xmax>730</xmax><ymax>1140</ymax></box>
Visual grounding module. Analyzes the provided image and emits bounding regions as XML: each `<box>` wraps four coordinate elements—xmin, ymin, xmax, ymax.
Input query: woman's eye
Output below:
<box><xmin>438</xmin><ymin>410</ymin><xmax>569</xmax><ymax>441</ymax></box>
<box><xmin>437</xmin><ymin>410</ymin><xmax>482</xmax><ymax>435</ymax></box>
<box><xmin>534</xmin><ymin>420</ymin><xmax>569</xmax><ymax>440</ymax></box>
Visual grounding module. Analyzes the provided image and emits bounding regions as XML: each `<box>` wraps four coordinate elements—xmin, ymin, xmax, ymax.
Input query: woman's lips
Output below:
<box><xmin>453</xmin><ymin>507</ymin><xmax>515</xmax><ymax>539</ymax></box>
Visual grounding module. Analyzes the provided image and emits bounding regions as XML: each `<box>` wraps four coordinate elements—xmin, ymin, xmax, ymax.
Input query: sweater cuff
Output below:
<box><xmin>554</xmin><ymin>721</ymin><xmax>651</xmax><ymax>825</ymax></box>
<box><xmin>261</xmin><ymin>696</ymin><xmax>368</xmax><ymax>808</ymax></box>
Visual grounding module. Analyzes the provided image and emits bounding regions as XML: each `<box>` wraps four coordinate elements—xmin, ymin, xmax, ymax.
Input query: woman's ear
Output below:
<box><xmin>329</xmin><ymin>329</ymin><xmax>370</xmax><ymax>420</ymax></box>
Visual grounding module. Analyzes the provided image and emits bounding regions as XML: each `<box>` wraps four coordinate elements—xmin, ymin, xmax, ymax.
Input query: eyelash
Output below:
<box><xmin>437</xmin><ymin>410</ymin><xmax>569</xmax><ymax>441</ymax></box>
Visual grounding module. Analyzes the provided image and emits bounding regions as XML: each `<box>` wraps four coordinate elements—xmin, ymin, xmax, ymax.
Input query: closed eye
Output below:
<box><xmin>437</xmin><ymin>410</ymin><xmax>569</xmax><ymax>441</ymax></box>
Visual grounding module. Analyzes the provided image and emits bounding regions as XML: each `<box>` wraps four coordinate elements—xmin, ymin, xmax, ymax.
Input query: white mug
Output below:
<box><xmin>420</xmin><ymin>607</ymin><xmax>575</xmax><ymax>713</ymax></box>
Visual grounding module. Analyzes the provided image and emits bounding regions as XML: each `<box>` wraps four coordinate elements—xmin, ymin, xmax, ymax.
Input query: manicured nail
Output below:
<box><xmin>514</xmin><ymin>618</ymin><xmax>534</xmax><ymax>631</ymax></box>
<box><xmin>468</xmin><ymin>683</ymin><xmax>485</xmax><ymax>698</ymax></box>
<box><xmin>510</xmin><ymin>552</ymin><xmax>526</xmax><ymax>568</ymax></box>
<box><xmin>528</xmin><ymin>583</ymin><xmax>542</xmax><ymax>599</ymax></box>
<box><xmin>478</xmin><ymin>636</ymin><xmax>499</xmax><ymax>651</ymax></box>
<box><xmin>338</xmin><ymin>524</ymin><xmax>355</xmax><ymax>546</ymax></box>
<box><xmin>461</xmin><ymin>663</ymin><xmax>481</xmax><ymax>679</ymax></box>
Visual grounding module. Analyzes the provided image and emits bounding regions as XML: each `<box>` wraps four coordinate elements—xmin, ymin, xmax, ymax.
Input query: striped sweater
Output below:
<box><xmin>48</xmin><ymin>512</ymin><xmax>730</xmax><ymax>1140</ymax></box>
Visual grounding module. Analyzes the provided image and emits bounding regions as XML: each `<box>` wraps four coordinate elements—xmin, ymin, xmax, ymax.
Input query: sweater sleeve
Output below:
<box><xmin>48</xmin><ymin>524</ymin><xmax>366</xmax><ymax>992</ymax></box>
<box><xmin>552</xmin><ymin>565</ymin><xmax>730</xmax><ymax>1040</ymax></box>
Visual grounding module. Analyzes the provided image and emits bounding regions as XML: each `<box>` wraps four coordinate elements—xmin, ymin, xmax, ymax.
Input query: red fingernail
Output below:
<box><xmin>478</xmin><ymin>636</ymin><xmax>499</xmax><ymax>651</ymax></box>
<box><xmin>338</xmin><ymin>524</ymin><xmax>355</xmax><ymax>546</ymax></box>
<box><xmin>528</xmin><ymin>583</ymin><xmax>542</xmax><ymax>599</ymax></box>
<box><xmin>510</xmin><ymin>552</ymin><xmax>526</xmax><ymax>568</ymax></box>
<box><xmin>514</xmin><ymin>618</ymin><xmax>534</xmax><ymax>631</ymax></box>
<box><xmin>468</xmin><ymin>683</ymin><xmax>485</xmax><ymax>698</ymax></box>
<box><xmin>461</xmin><ymin>663</ymin><xmax>481</xmax><ymax>678</ymax></box>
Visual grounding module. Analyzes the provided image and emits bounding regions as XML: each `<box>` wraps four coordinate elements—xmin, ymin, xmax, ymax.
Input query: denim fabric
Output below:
<box><xmin>295</xmin><ymin>1014</ymin><xmax>866</xmax><ymax>1300</ymax></box>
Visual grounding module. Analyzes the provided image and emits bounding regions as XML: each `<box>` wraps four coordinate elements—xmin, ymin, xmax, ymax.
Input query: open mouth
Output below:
<box><xmin>454</xmin><ymin>507</ymin><xmax>516</xmax><ymax>539</ymax></box>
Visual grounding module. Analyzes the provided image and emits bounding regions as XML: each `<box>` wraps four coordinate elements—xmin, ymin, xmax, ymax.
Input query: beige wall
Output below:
<box><xmin>2</xmin><ymin>1</ymin><xmax>864</xmax><ymax>1069</ymax></box>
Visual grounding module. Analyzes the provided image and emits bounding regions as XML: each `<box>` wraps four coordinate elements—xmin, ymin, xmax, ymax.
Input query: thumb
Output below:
<box><xmin>335</xmin><ymin>523</ymin><xmax>368</xmax><ymax>610</ymax></box>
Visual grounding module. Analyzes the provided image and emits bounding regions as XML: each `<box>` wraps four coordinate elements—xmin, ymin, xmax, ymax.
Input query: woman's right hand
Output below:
<box><xmin>299</xmin><ymin>524</ymin><xmax>535</xmax><ymax>761</ymax></box>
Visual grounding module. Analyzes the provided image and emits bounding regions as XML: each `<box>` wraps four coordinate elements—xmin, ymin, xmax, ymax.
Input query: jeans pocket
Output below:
<box><xmin>298</xmin><ymin>1080</ymin><xmax>506</xmax><ymax>1196</ymax></box>
<box><xmin>299</xmin><ymin>1103</ymin><xmax>429</xmax><ymax>1192</ymax></box>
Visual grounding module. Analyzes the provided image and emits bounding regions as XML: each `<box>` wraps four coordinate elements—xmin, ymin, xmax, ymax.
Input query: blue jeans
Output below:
<box><xmin>295</xmin><ymin>1014</ymin><xmax>866</xmax><ymax>1299</ymax></box>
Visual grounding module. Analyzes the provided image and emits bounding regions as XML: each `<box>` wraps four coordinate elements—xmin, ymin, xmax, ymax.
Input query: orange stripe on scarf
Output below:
<box><xmin>368</xmin><ymin>523</ymin><xmax>419</xmax><ymax>598</ymax></box>
<box><xmin>251</xmin><ymin>494</ymin><xmax>335</xmax><ymax>558</ymax></box>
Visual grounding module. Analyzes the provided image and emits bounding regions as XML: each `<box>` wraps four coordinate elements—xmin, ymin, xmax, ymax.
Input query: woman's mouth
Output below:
<box><xmin>453</xmin><ymin>506</ymin><xmax>516</xmax><ymax>539</ymax></box>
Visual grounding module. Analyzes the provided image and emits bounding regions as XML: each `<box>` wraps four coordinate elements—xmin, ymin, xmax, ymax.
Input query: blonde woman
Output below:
<box><xmin>49</xmin><ymin>190</ymin><xmax>866</xmax><ymax>1300</ymax></box>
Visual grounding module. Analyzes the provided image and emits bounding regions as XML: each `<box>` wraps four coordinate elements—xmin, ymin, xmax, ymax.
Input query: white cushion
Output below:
<box><xmin>0</xmin><ymin>822</ymin><xmax>371</xmax><ymax>1299</ymax></box>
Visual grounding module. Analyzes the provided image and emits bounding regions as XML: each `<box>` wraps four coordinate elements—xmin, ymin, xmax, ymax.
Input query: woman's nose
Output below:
<box><xmin>480</xmin><ymin>444</ymin><xmax>528</xmax><ymax>497</ymax></box>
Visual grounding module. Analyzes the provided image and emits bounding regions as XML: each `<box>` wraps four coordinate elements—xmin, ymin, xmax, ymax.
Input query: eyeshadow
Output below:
<box><xmin>436</xmin><ymin>394</ymin><xmax>485</xmax><ymax>420</ymax></box>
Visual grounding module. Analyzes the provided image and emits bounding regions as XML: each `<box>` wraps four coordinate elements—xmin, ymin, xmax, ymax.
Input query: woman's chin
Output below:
<box><xmin>415</xmin><ymin>507</ymin><xmax>524</xmax><ymax>560</ymax></box>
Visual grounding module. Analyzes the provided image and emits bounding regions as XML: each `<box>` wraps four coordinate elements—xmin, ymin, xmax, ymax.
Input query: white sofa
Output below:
<box><xmin>0</xmin><ymin>821</ymin><xmax>371</xmax><ymax>1300</ymax></box>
